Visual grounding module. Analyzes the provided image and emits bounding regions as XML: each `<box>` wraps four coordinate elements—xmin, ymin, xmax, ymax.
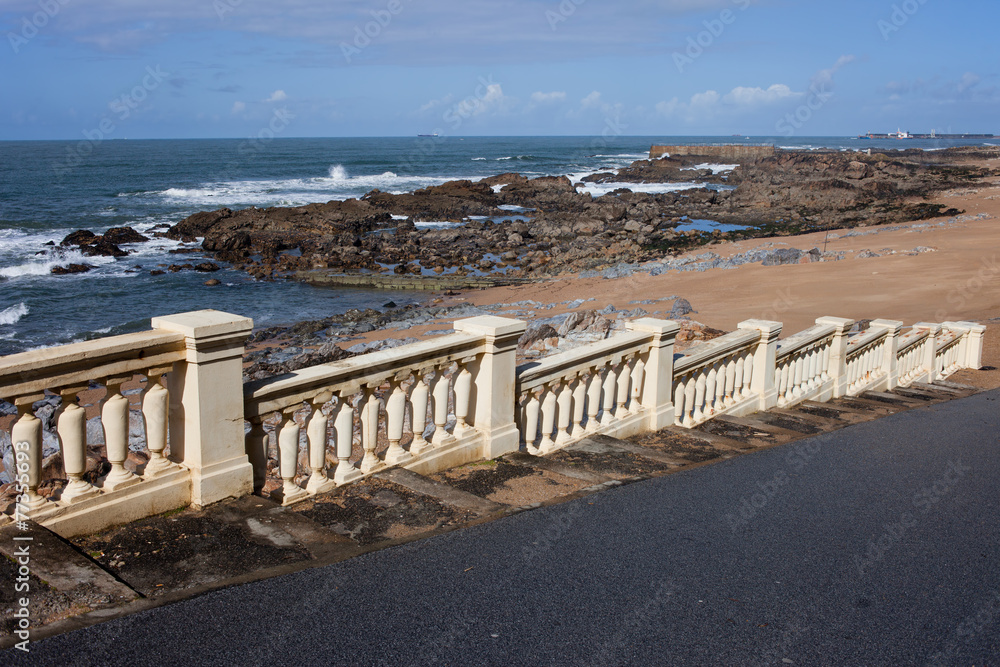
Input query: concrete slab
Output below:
<box><xmin>661</xmin><ymin>425</ymin><xmax>745</xmax><ymax>451</ymax></box>
<box><xmin>0</xmin><ymin>521</ymin><xmax>138</xmax><ymax>602</ymax></box>
<box><xmin>506</xmin><ymin>452</ymin><xmax>611</xmax><ymax>484</ymax></box>
<box><xmin>713</xmin><ymin>414</ymin><xmax>801</xmax><ymax>438</ymax></box>
<box><xmin>375</xmin><ymin>468</ymin><xmax>506</xmax><ymax>515</ymax></box>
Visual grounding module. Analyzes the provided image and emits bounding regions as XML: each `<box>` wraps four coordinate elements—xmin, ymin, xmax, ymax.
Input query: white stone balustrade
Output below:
<box><xmin>242</xmin><ymin>316</ymin><xmax>525</xmax><ymax>505</ymax></box>
<box><xmin>515</xmin><ymin>319</ymin><xmax>678</xmax><ymax>453</ymax></box>
<box><xmin>0</xmin><ymin>309</ymin><xmax>986</xmax><ymax>535</ymax></box>
<box><xmin>0</xmin><ymin>310</ymin><xmax>254</xmax><ymax>537</ymax></box>
<box><xmin>673</xmin><ymin>327</ymin><xmax>760</xmax><ymax>428</ymax></box>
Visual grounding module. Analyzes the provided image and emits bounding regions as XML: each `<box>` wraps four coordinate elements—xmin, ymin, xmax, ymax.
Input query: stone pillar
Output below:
<box><xmin>956</xmin><ymin>321</ymin><xmax>987</xmax><ymax>369</ymax></box>
<box><xmin>627</xmin><ymin>318</ymin><xmax>681</xmax><ymax>431</ymax></box>
<box><xmin>816</xmin><ymin>317</ymin><xmax>854</xmax><ymax>398</ymax></box>
<box><xmin>870</xmin><ymin>319</ymin><xmax>904</xmax><ymax>390</ymax></box>
<box><xmin>152</xmin><ymin>310</ymin><xmax>255</xmax><ymax>507</ymax></box>
<box><xmin>453</xmin><ymin>316</ymin><xmax>526</xmax><ymax>459</ymax></box>
<box><xmin>913</xmin><ymin>322</ymin><xmax>942</xmax><ymax>382</ymax></box>
<box><xmin>737</xmin><ymin>319</ymin><xmax>783</xmax><ymax>411</ymax></box>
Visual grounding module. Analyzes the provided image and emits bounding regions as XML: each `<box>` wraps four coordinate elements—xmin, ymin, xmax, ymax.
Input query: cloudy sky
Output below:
<box><xmin>2</xmin><ymin>0</ymin><xmax>997</xmax><ymax>139</ymax></box>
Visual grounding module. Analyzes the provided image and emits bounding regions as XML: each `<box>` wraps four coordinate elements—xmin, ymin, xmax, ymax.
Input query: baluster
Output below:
<box><xmin>724</xmin><ymin>357</ymin><xmax>737</xmax><ymax>407</ymax></box>
<box><xmin>741</xmin><ymin>352</ymin><xmax>754</xmax><ymax>398</ymax></box>
<box><xmin>408</xmin><ymin>373</ymin><xmax>431</xmax><ymax>455</ymax></box>
<box><xmin>614</xmin><ymin>360</ymin><xmax>631</xmax><ymax>420</ymax></box>
<box><xmin>600</xmin><ymin>366</ymin><xmax>617</xmax><ymax>426</ymax></box>
<box><xmin>100</xmin><ymin>377</ymin><xmax>139</xmax><ymax>491</ymax></box>
<box><xmin>714</xmin><ymin>361</ymin><xmax>727</xmax><ymax>412</ymax></box>
<box><xmin>807</xmin><ymin>347</ymin><xmax>820</xmax><ymax>390</ymax></box>
<box><xmin>705</xmin><ymin>365</ymin><xmax>718</xmax><ymax>415</ymax></box>
<box><xmin>555</xmin><ymin>379</ymin><xmax>574</xmax><ymax>446</ymax></box>
<box><xmin>683</xmin><ymin>375</ymin><xmax>697</xmax><ymax>427</ymax></box>
<box><xmin>452</xmin><ymin>362</ymin><xmax>474</xmax><ymax>438</ymax></box>
<box><xmin>586</xmin><ymin>370</ymin><xmax>602</xmax><ymax>432</ymax></box>
<box><xmin>539</xmin><ymin>384</ymin><xmax>557</xmax><ymax>454</ymax></box>
<box><xmin>629</xmin><ymin>356</ymin><xmax>645</xmax><ymax>415</ymax></box>
<box><xmin>776</xmin><ymin>361</ymin><xmax>789</xmax><ymax>406</ymax></box>
<box><xmin>673</xmin><ymin>378</ymin><xmax>686</xmax><ymax>426</ymax></box>
<box><xmin>332</xmin><ymin>397</ymin><xmax>356</xmax><ymax>485</ymax></box>
<box><xmin>572</xmin><ymin>372</ymin><xmax>588</xmax><ymax>434</ymax></box>
<box><xmin>142</xmin><ymin>370</ymin><xmax>175</xmax><ymax>478</ymax></box>
<box><xmin>57</xmin><ymin>389</ymin><xmax>100</xmax><ymax>504</ymax></box>
<box><xmin>383</xmin><ymin>380</ymin><xmax>411</xmax><ymax>465</ymax></box>
<box><xmin>306</xmin><ymin>393</ymin><xmax>336</xmax><ymax>494</ymax></box>
<box><xmin>12</xmin><ymin>401</ymin><xmax>47</xmax><ymax>513</ymax></box>
<box><xmin>524</xmin><ymin>390</ymin><xmax>541</xmax><ymax>454</ymax></box>
<box><xmin>792</xmin><ymin>353</ymin><xmax>805</xmax><ymax>399</ymax></box>
<box><xmin>246</xmin><ymin>417</ymin><xmax>268</xmax><ymax>494</ymax></box>
<box><xmin>692</xmin><ymin>371</ymin><xmax>707</xmax><ymax>424</ymax></box>
<box><xmin>275</xmin><ymin>409</ymin><xmax>308</xmax><ymax>505</ymax></box>
<box><xmin>359</xmin><ymin>386</ymin><xmax>382</xmax><ymax>473</ymax></box>
<box><xmin>733</xmin><ymin>356</ymin><xmax>745</xmax><ymax>402</ymax></box>
<box><xmin>431</xmin><ymin>367</ymin><xmax>455</xmax><ymax>447</ymax></box>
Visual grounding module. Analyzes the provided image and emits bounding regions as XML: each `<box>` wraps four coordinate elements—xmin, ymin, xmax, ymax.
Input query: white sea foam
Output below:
<box><xmin>152</xmin><ymin>166</ymin><xmax>465</xmax><ymax>209</ymax></box>
<box><xmin>682</xmin><ymin>163</ymin><xmax>738</xmax><ymax>174</ymax></box>
<box><xmin>491</xmin><ymin>184</ymin><xmax>507</xmax><ymax>193</ymax></box>
<box><xmin>391</xmin><ymin>214</ymin><xmax>410</xmax><ymax>221</ymax></box>
<box><xmin>0</xmin><ymin>303</ymin><xmax>28</xmax><ymax>326</ymax></box>
<box><xmin>472</xmin><ymin>157</ymin><xmax>487</xmax><ymax>161</ymax></box>
<box><xmin>577</xmin><ymin>182</ymin><xmax>704</xmax><ymax>197</ymax></box>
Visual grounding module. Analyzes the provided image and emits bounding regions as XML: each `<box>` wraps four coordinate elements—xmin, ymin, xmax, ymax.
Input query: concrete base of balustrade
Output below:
<box><xmin>26</xmin><ymin>469</ymin><xmax>192</xmax><ymax>539</ymax></box>
<box><xmin>779</xmin><ymin>378</ymin><xmax>836</xmax><ymax>410</ymax></box>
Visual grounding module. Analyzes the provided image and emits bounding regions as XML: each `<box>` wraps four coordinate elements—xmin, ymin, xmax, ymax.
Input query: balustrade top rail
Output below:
<box><xmin>896</xmin><ymin>329</ymin><xmax>929</xmax><ymax>355</ymax></box>
<box><xmin>515</xmin><ymin>331</ymin><xmax>652</xmax><ymax>393</ymax></box>
<box><xmin>674</xmin><ymin>329</ymin><xmax>760</xmax><ymax>375</ymax></box>
<box><xmin>776</xmin><ymin>323</ymin><xmax>837</xmax><ymax>361</ymax></box>
<box><xmin>0</xmin><ymin>330</ymin><xmax>187</xmax><ymax>400</ymax></box>
<box><xmin>244</xmin><ymin>331</ymin><xmax>486</xmax><ymax>417</ymax></box>
<box><xmin>846</xmin><ymin>328</ymin><xmax>889</xmax><ymax>358</ymax></box>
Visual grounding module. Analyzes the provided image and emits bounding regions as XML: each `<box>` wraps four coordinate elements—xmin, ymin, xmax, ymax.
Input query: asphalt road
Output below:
<box><xmin>10</xmin><ymin>389</ymin><xmax>1000</xmax><ymax>666</ymax></box>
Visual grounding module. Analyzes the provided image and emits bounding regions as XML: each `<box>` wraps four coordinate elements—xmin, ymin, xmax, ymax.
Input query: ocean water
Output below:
<box><xmin>0</xmin><ymin>135</ymin><xmax>990</xmax><ymax>355</ymax></box>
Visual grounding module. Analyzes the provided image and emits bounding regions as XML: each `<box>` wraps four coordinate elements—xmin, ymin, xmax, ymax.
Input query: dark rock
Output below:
<box><xmin>204</xmin><ymin>279</ymin><xmax>221</xmax><ymax>286</ymax></box>
<box><xmin>669</xmin><ymin>298</ymin><xmax>696</xmax><ymax>319</ymax></box>
<box><xmin>761</xmin><ymin>248</ymin><xmax>802</xmax><ymax>266</ymax></box>
<box><xmin>518</xmin><ymin>323</ymin><xmax>559</xmax><ymax>349</ymax></box>
<box><xmin>149</xmin><ymin>269</ymin><xmax>165</xmax><ymax>276</ymax></box>
<box><xmin>103</xmin><ymin>226</ymin><xmax>149</xmax><ymax>244</ymax></box>
<box><xmin>51</xmin><ymin>263</ymin><xmax>95</xmax><ymax>275</ymax></box>
<box><xmin>61</xmin><ymin>230</ymin><xmax>97</xmax><ymax>246</ymax></box>
<box><xmin>194</xmin><ymin>262</ymin><xmax>221</xmax><ymax>272</ymax></box>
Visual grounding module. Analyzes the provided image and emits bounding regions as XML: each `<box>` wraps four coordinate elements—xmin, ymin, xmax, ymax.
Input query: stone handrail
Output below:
<box><xmin>242</xmin><ymin>316</ymin><xmax>525</xmax><ymax>503</ymax></box>
<box><xmin>672</xmin><ymin>329</ymin><xmax>760</xmax><ymax>427</ymax></box>
<box><xmin>0</xmin><ymin>310</ymin><xmax>255</xmax><ymax>537</ymax></box>
<box><xmin>515</xmin><ymin>319</ymin><xmax>678</xmax><ymax>455</ymax></box>
<box><xmin>774</xmin><ymin>323</ymin><xmax>837</xmax><ymax>408</ymax></box>
<box><xmin>0</xmin><ymin>310</ymin><xmax>985</xmax><ymax>537</ymax></box>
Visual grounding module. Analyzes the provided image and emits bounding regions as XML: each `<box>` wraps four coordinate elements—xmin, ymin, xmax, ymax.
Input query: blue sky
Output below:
<box><xmin>2</xmin><ymin>0</ymin><xmax>997</xmax><ymax>139</ymax></box>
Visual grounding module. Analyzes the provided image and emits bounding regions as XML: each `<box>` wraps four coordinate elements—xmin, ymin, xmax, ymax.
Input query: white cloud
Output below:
<box><xmin>231</xmin><ymin>101</ymin><xmax>246</xmax><ymax>114</ymax></box>
<box><xmin>811</xmin><ymin>54</ymin><xmax>856</xmax><ymax>90</ymax></box>
<box><xmin>264</xmin><ymin>89</ymin><xmax>287</xmax><ymax>102</ymax></box>
<box><xmin>690</xmin><ymin>90</ymin><xmax>720</xmax><ymax>109</ymax></box>
<box><xmin>530</xmin><ymin>91</ymin><xmax>566</xmax><ymax>104</ymax></box>
<box><xmin>723</xmin><ymin>84</ymin><xmax>798</xmax><ymax>106</ymax></box>
<box><xmin>957</xmin><ymin>72</ymin><xmax>980</xmax><ymax>93</ymax></box>
<box><xmin>581</xmin><ymin>91</ymin><xmax>603</xmax><ymax>108</ymax></box>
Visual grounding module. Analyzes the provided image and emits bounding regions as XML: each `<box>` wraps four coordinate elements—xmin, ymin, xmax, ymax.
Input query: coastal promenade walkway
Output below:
<box><xmin>8</xmin><ymin>387</ymin><xmax>999</xmax><ymax>665</ymax></box>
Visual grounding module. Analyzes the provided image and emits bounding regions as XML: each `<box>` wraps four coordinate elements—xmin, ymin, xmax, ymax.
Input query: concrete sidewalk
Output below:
<box><xmin>3</xmin><ymin>381</ymin><xmax>998</xmax><ymax>664</ymax></box>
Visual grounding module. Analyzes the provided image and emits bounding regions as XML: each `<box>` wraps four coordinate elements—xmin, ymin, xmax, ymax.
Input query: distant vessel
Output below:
<box><xmin>417</xmin><ymin>133</ymin><xmax>439</xmax><ymax>137</ymax></box>
<box><xmin>857</xmin><ymin>131</ymin><xmax>994</xmax><ymax>140</ymax></box>
<box><xmin>889</xmin><ymin>128</ymin><xmax>911</xmax><ymax>139</ymax></box>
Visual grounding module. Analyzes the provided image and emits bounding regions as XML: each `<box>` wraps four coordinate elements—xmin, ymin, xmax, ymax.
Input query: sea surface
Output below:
<box><xmin>0</xmin><ymin>135</ymin><xmax>992</xmax><ymax>355</ymax></box>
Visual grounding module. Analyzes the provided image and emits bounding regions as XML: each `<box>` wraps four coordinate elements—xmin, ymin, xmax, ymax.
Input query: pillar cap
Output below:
<box><xmin>152</xmin><ymin>310</ymin><xmax>253</xmax><ymax>339</ymax></box>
